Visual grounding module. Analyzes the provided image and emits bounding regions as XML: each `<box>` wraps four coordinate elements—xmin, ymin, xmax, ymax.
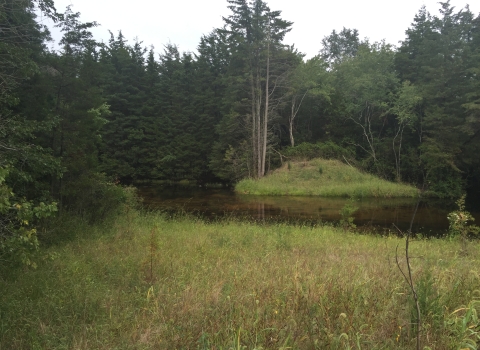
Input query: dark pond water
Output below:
<box><xmin>137</xmin><ymin>185</ymin><xmax>480</xmax><ymax>236</ymax></box>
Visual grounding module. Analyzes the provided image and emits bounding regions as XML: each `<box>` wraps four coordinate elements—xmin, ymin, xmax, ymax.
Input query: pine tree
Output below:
<box><xmin>395</xmin><ymin>1</ymin><xmax>480</xmax><ymax>195</ymax></box>
<box><xmin>99</xmin><ymin>32</ymin><xmax>149</xmax><ymax>181</ymax></box>
<box><xmin>217</xmin><ymin>0</ymin><xmax>294</xmax><ymax>179</ymax></box>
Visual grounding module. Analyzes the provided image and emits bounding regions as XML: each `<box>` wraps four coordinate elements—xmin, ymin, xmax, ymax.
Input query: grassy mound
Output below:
<box><xmin>0</xmin><ymin>212</ymin><xmax>478</xmax><ymax>349</ymax></box>
<box><xmin>236</xmin><ymin>158</ymin><xmax>420</xmax><ymax>197</ymax></box>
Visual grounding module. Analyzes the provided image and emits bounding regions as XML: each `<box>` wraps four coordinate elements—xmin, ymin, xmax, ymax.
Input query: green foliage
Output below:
<box><xmin>339</xmin><ymin>197</ymin><xmax>358</xmax><ymax>231</ymax></box>
<box><xmin>415</xmin><ymin>272</ymin><xmax>443</xmax><ymax>334</ymax></box>
<box><xmin>394</xmin><ymin>3</ymin><xmax>480</xmax><ymax>194</ymax></box>
<box><xmin>0</xmin><ymin>167</ymin><xmax>57</xmax><ymax>267</ymax></box>
<box><xmin>61</xmin><ymin>173</ymin><xmax>138</xmax><ymax>223</ymax></box>
<box><xmin>0</xmin><ymin>0</ymin><xmax>61</xmax><ymax>266</ymax></box>
<box><xmin>447</xmin><ymin>195</ymin><xmax>479</xmax><ymax>253</ymax></box>
<box><xmin>282</xmin><ymin>56</ymin><xmax>331</xmax><ymax>147</ymax></box>
<box><xmin>390</xmin><ymin>81</ymin><xmax>421</xmax><ymax>127</ymax></box>
<box><xmin>445</xmin><ymin>299</ymin><xmax>480</xmax><ymax>349</ymax></box>
<box><xmin>320</xmin><ymin>27</ymin><xmax>360</xmax><ymax>65</ymax></box>
<box><xmin>213</xmin><ymin>0</ymin><xmax>297</xmax><ymax>179</ymax></box>
<box><xmin>283</xmin><ymin>141</ymin><xmax>354</xmax><ymax>161</ymax></box>
<box><xmin>1</xmin><ymin>0</ymin><xmax>480</xmax><ymax>272</ymax></box>
<box><xmin>447</xmin><ymin>195</ymin><xmax>479</xmax><ymax>236</ymax></box>
<box><xmin>390</xmin><ymin>81</ymin><xmax>422</xmax><ymax>182</ymax></box>
<box><xmin>0</xmin><ymin>0</ymin><xmax>54</xmax><ymax>99</ymax></box>
<box><xmin>426</xmin><ymin>167</ymin><xmax>464</xmax><ymax>199</ymax></box>
<box><xmin>4</xmin><ymin>0</ymin><xmax>477</xmax><ymax>197</ymax></box>
<box><xmin>99</xmin><ymin>37</ymin><xmax>224</xmax><ymax>183</ymax></box>
<box><xmin>331</xmin><ymin>41</ymin><xmax>399</xmax><ymax>177</ymax></box>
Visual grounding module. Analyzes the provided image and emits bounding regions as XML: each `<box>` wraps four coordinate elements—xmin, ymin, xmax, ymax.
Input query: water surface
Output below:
<box><xmin>137</xmin><ymin>186</ymin><xmax>480</xmax><ymax>236</ymax></box>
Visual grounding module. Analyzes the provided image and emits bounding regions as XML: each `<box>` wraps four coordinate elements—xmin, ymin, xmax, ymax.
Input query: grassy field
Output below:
<box><xmin>1</xmin><ymin>210</ymin><xmax>479</xmax><ymax>349</ymax></box>
<box><xmin>236</xmin><ymin>159</ymin><xmax>421</xmax><ymax>198</ymax></box>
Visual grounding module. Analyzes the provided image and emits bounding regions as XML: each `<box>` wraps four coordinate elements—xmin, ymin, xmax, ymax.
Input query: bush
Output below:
<box><xmin>447</xmin><ymin>194</ymin><xmax>479</xmax><ymax>253</ymax></box>
<box><xmin>1</xmin><ymin>167</ymin><xmax>57</xmax><ymax>268</ymax></box>
<box><xmin>283</xmin><ymin>141</ymin><xmax>354</xmax><ymax>161</ymax></box>
<box><xmin>61</xmin><ymin>172</ymin><xmax>139</xmax><ymax>223</ymax></box>
<box><xmin>339</xmin><ymin>197</ymin><xmax>358</xmax><ymax>231</ymax></box>
<box><xmin>427</xmin><ymin>167</ymin><xmax>464</xmax><ymax>199</ymax></box>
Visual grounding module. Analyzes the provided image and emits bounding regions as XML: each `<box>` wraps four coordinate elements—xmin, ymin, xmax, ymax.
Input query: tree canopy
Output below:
<box><xmin>2</xmin><ymin>0</ymin><xmax>480</xmax><ymax>262</ymax></box>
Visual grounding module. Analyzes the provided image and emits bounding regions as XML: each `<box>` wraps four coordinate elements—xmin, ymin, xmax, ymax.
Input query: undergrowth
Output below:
<box><xmin>0</xmin><ymin>211</ymin><xmax>479</xmax><ymax>349</ymax></box>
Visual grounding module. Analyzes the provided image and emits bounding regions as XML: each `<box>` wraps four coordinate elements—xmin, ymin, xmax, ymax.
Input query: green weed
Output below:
<box><xmin>447</xmin><ymin>194</ymin><xmax>480</xmax><ymax>254</ymax></box>
<box><xmin>339</xmin><ymin>197</ymin><xmax>358</xmax><ymax>232</ymax></box>
<box><xmin>236</xmin><ymin>158</ymin><xmax>420</xmax><ymax>198</ymax></box>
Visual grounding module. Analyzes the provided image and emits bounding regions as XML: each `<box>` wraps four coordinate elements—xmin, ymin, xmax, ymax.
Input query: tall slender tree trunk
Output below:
<box><xmin>256</xmin><ymin>70</ymin><xmax>262</xmax><ymax>178</ymax></box>
<box><xmin>261</xmin><ymin>39</ymin><xmax>270</xmax><ymax>177</ymax></box>
<box><xmin>393</xmin><ymin>123</ymin><xmax>404</xmax><ymax>182</ymax></box>
<box><xmin>250</xmin><ymin>72</ymin><xmax>257</xmax><ymax>177</ymax></box>
<box><xmin>289</xmin><ymin>96</ymin><xmax>295</xmax><ymax>147</ymax></box>
<box><xmin>289</xmin><ymin>91</ymin><xmax>308</xmax><ymax>147</ymax></box>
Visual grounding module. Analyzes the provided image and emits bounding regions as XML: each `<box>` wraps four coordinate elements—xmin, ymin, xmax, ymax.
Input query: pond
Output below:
<box><xmin>137</xmin><ymin>185</ymin><xmax>480</xmax><ymax>236</ymax></box>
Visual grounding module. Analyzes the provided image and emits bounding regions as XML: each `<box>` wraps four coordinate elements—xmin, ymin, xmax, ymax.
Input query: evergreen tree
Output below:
<box><xmin>215</xmin><ymin>0</ymin><xmax>295</xmax><ymax>179</ymax></box>
<box><xmin>395</xmin><ymin>1</ymin><xmax>480</xmax><ymax>195</ymax></box>
<box><xmin>99</xmin><ymin>32</ymin><xmax>149</xmax><ymax>181</ymax></box>
<box><xmin>0</xmin><ymin>0</ymin><xmax>59</xmax><ymax>263</ymax></box>
<box><xmin>47</xmin><ymin>6</ymin><xmax>107</xmax><ymax>206</ymax></box>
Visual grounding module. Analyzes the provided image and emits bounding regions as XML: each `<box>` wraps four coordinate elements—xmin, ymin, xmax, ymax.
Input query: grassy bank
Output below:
<box><xmin>236</xmin><ymin>159</ymin><xmax>420</xmax><ymax>197</ymax></box>
<box><xmin>1</xmin><ymin>211</ymin><xmax>479</xmax><ymax>349</ymax></box>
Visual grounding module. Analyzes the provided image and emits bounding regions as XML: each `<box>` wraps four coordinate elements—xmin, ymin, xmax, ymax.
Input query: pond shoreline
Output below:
<box><xmin>136</xmin><ymin>185</ymin><xmax>480</xmax><ymax>237</ymax></box>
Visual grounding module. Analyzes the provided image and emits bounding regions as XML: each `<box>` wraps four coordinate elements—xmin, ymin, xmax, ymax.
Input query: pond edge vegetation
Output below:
<box><xmin>1</xmin><ymin>197</ymin><xmax>479</xmax><ymax>349</ymax></box>
<box><xmin>236</xmin><ymin>158</ymin><xmax>423</xmax><ymax>198</ymax></box>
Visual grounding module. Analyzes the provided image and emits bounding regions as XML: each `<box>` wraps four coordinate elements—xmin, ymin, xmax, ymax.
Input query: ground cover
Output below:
<box><xmin>235</xmin><ymin>159</ymin><xmax>421</xmax><ymax>197</ymax></box>
<box><xmin>0</xmin><ymin>212</ymin><xmax>479</xmax><ymax>349</ymax></box>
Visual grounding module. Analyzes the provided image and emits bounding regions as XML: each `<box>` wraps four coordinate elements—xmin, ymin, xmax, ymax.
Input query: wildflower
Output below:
<box><xmin>396</xmin><ymin>325</ymin><xmax>402</xmax><ymax>342</ymax></box>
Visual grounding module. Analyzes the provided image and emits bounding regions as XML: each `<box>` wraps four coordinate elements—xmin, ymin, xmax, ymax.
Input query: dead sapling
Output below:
<box><xmin>394</xmin><ymin>195</ymin><xmax>422</xmax><ymax>350</ymax></box>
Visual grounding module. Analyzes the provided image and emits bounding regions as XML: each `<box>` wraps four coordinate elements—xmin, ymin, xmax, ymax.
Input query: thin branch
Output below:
<box><xmin>393</xmin><ymin>191</ymin><xmax>423</xmax><ymax>350</ymax></box>
<box><xmin>342</xmin><ymin>155</ymin><xmax>354</xmax><ymax>168</ymax></box>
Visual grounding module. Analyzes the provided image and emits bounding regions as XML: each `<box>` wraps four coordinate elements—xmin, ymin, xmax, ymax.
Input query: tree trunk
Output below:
<box><xmin>289</xmin><ymin>96</ymin><xmax>295</xmax><ymax>147</ymax></box>
<box><xmin>393</xmin><ymin>123</ymin><xmax>404</xmax><ymax>182</ymax></box>
<box><xmin>261</xmin><ymin>39</ymin><xmax>270</xmax><ymax>177</ymax></box>
<box><xmin>250</xmin><ymin>72</ymin><xmax>257</xmax><ymax>177</ymax></box>
<box><xmin>256</xmin><ymin>70</ymin><xmax>262</xmax><ymax>178</ymax></box>
<box><xmin>288</xmin><ymin>91</ymin><xmax>308</xmax><ymax>148</ymax></box>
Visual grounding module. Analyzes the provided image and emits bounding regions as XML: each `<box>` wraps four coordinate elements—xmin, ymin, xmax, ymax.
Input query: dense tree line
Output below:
<box><xmin>1</xmin><ymin>0</ymin><xmax>480</xmax><ymax>261</ymax></box>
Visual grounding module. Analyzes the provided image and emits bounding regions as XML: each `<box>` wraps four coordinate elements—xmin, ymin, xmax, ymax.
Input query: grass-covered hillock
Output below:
<box><xmin>236</xmin><ymin>158</ymin><xmax>420</xmax><ymax>197</ymax></box>
<box><xmin>1</xmin><ymin>212</ymin><xmax>479</xmax><ymax>349</ymax></box>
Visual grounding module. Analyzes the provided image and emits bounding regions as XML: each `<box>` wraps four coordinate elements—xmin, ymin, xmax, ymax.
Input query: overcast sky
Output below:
<box><xmin>44</xmin><ymin>0</ymin><xmax>479</xmax><ymax>59</ymax></box>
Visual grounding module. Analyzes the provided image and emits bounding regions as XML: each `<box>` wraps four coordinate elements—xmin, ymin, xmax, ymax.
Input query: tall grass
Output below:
<box><xmin>236</xmin><ymin>159</ymin><xmax>421</xmax><ymax>197</ymax></box>
<box><xmin>1</xmin><ymin>211</ymin><xmax>479</xmax><ymax>349</ymax></box>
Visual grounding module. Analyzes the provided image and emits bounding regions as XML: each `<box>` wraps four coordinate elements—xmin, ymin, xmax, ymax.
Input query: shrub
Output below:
<box><xmin>61</xmin><ymin>172</ymin><xmax>139</xmax><ymax>223</ymax></box>
<box><xmin>0</xmin><ymin>167</ymin><xmax>57</xmax><ymax>267</ymax></box>
<box><xmin>283</xmin><ymin>141</ymin><xmax>354</xmax><ymax>161</ymax></box>
<box><xmin>339</xmin><ymin>197</ymin><xmax>358</xmax><ymax>231</ymax></box>
<box><xmin>447</xmin><ymin>194</ymin><xmax>479</xmax><ymax>253</ymax></box>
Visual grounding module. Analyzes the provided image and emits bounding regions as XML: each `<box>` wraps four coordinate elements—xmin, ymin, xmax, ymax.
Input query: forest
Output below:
<box><xmin>1</xmin><ymin>0</ymin><xmax>480</xmax><ymax>261</ymax></box>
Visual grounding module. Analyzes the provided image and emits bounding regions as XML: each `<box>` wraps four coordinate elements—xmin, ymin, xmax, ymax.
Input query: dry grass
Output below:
<box><xmin>0</xmin><ymin>211</ymin><xmax>479</xmax><ymax>349</ymax></box>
